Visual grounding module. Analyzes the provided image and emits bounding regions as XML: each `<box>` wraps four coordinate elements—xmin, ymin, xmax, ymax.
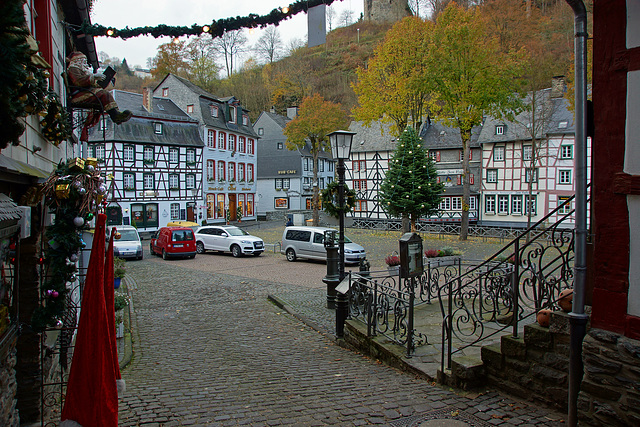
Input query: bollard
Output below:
<box><xmin>323</xmin><ymin>246</ymin><xmax>340</xmax><ymax>309</ymax></box>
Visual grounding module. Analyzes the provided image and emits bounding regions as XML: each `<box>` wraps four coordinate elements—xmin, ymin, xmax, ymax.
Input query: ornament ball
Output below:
<box><xmin>85</xmin><ymin>213</ymin><xmax>94</xmax><ymax>221</ymax></box>
<box><xmin>73</xmin><ymin>216</ymin><xmax>85</xmax><ymax>227</ymax></box>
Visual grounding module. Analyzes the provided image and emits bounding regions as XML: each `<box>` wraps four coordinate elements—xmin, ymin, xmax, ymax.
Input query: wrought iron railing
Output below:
<box><xmin>438</xmin><ymin>194</ymin><xmax>581</xmax><ymax>372</ymax></box>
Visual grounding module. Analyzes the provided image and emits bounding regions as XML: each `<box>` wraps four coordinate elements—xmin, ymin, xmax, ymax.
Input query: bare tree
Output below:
<box><xmin>408</xmin><ymin>0</ymin><xmax>429</xmax><ymax>18</ymax></box>
<box><xmin>187</xmin><ymin>35</ymin><xmax>220</xmax><ymax>90</ymax></box>
<box><xmin>339</xmin><ymin>9</ymin><xmax>355</xmax><ymax>27</ymax></box>
<box><xmin>212</xmin><ymin>29</ymin><xmax>248</xmax><ymax>77</ymax></box>
<box><xmin>326</xmin><ymin>5</ymin><xmax>336</xmax><ymax>31</ymax></box>
<box><xmin>254</xmin><ymin>27</ymin><xmax>284</xmax><ymax>64</ymax></box>
<box><xmin>285</xmin><ymin>37</ymin><xmax>306</xmax><ymax>55</ymax></box>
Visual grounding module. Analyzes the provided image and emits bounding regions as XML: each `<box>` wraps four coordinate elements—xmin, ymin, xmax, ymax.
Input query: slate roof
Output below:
<box><xmin>157</xmin><ymin>74</ymin><xmax>218</xmax><ymax>102</ymax></box>
<box><xmin>420</xmin><ymin>118</ymin><xmax>482</xmax><ymax>150</ymax></box>
<box><xmin>478</xmin><ymin>88</ymin><xmax>575</xmax><ymax>145</ymax></box>
<box><xmin>349</xmin><ymin>121</ymin><xmax>398</xmax><ymax>153</ymax></box>
<box><xmin>0</xmin><ymin>193</ymin><xmax>22</xmax><ymax>223</ymax></box>
<box><xmin>87</xmin><ymin>91</ymin><xmax>203</xmax><ymax>147</ymax></box>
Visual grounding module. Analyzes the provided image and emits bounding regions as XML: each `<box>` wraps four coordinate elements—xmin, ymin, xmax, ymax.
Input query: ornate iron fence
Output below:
<box><xmin>438</xmin><ymin>195</ymin><xmax>579</xmax><ymax>372</ymax></box>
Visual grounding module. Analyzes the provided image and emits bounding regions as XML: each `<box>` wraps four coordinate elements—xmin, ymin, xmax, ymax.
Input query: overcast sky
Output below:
<box><xmin>90</xmin><ymin>0</ymin><xmax>364</xmax><ymax>69</ymax></box>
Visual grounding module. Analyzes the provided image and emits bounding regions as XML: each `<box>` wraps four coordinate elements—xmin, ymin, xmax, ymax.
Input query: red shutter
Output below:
<box><xmin>457</xmin><ymin>175</ymin><xmax>462</xmax><ymax>185</ymax></box>
<box><xmin>436</xmin><ymin>151</ymin><xmax>441</xmax><ymax>162</ymax></box>
<box><xmin>469</xmin><ymin>150</ymin><xmax>473</xmax><ymax>160</ymax></box>
<box><xmin>470</xmin><ymin>174</ymin><xmax>474</xmax><ymax>185</ymax></box>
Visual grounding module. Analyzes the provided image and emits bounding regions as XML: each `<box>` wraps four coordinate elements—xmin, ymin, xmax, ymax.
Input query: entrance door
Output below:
<box><xmin>187</xmin><ymin>203</ymin><xmax>195</xmax><ymax>222</ymax></box>
<box><xmin>228</xmin><ymin>194</ymin><xmax>237</xmax><ymax>221</ymax></box>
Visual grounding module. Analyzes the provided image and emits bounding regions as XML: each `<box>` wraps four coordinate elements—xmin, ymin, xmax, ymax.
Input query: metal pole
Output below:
<box><xmin>338</xmin><ymin>158</ymin><xmax>346</xmax><ymax>281</ymax></box>
<box><xmin>564</xmin><ymin>1</ymin><xmax>589</xmax><ymax>426</ymax></box>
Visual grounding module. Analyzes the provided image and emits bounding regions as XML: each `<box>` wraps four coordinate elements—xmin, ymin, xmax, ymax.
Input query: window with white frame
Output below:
<box><xmin>318</xmin><ymin>159</ymin><xmax>324</xmax><ymax>172</ymax></box>
<box><xmin>162</xmin><ymin>88</ymin><xmax>169</xmax><ymax>97</ymax></box>
<box><xmin>319</xmin><ymin>178</ymin><xmax>325</xmax><ymax>189</ymax></box>
<box><xmin>228</xmin><ymin>134</ymin><xmax>236</xmax><ymax>152</ymax></box>
<box><xmin>186</xmin><ymin>149</ymin><xmax>195</xmax><ymax>164</ymax></box>
<box><xmin>143</xmin><ymin>173</ymin><xmax>154</xmax><ymax>190</ymax></box>
<box><xmin>238</xmin><ymin>137</ymin><xmax>245</xmax><ymax>153</ymax></box>
<box><xmin>485</xmin><ymin>195</ymin><xmax>496</xmax><ymax>214</ymax></box>
<box><xmin>558</xmin><ymin>196</ymin><xmax>572</xmax><ymax>214</ymax></box>
<box><xmin>154</xmin><ymin>122</ymin><xmax>163</xmax><ymax>134</ymax></box>
<box><xmin>494</xmin><ymin>146</ymin><xmax>505</xmax><ymax>161</ymax></box>
<box><xmin>327</xmin><ymin>176</ymin><xmax>333</xmax><ymax>184</ymax></box>
<box><xmin>328</xmin><ymin>161</ymin><xmax>334</xmax><ymax>172</ymax></box>
<box><xmin>238</xmin><ymin>163</ymin><xmax>245</xmax><ymax>181</ymax></box>
<box><xmin>498</xmin><ymin>195</ymin><xmax>509</xmax><ymax>214</ymax></box>
<box><xmin>247</xmin><ymin>164</ymin><xmax>254</xmax><ymax>181</ymax></box>
<box><xmin>210</xmin><ymin>105</ymin><xmax>218</xmax><ymax>117</ymax></box>
<box><xmin>186</xmin><ymin>174</ymin><xmax>195</xmax><ymax>189</ymax></box>
<box><xmin>170</xmin><ymin>203</ymin><xmax>180</xmax><ymax>219</ymax></box>
<box><xmin>523</xmin><ymin>145</ymin><xmax>532</xmax><ymax>161</ymax></box>
<box><xmin>559</xmin><ymin>170</ymin><xmax>572</xmax><ymax>184</ymax></box>
<box><xmin>242</xmin><ymin>114</ymin><xmax>249</xmax><ymax>125</ymax></box>
<box><xmin>169</xmin><ymin>148</ymin><xmax>178</xmax><ymax>163</ymax></box>
<box><xmin>487</xmin><ymin>169</ymin><xmax>498</xmax><ymax>183</ymax></box>
<box><xmin>451</xmin><ymin>197</ymin><xmax>462</xmax><ymax>210</ymax></box>
<box><xmin>169</xmin><ymin>174</ymin><xmax>179</xmax><ymax>189</ymax></box>
<box><xmin>496</xmin><ymin>125</ymin><xmax>505</xmax><ymax>135</ymax></box>
<box><xmin>95</xmin><ymin>144</ymin><xmax>105</xmax><ymax>162</ymax></box>
<box><xmin>218</xmin><ymin>132</ymin><xmax>226</xmax><ymax>149</ymax></box>
<box><xmin>207</xmin><ymin>160</ymin><xmax>215</xmax><ymax>181</ymax></box>
<box><xmin>511</xmin><ymin>195</ymin><xmax>523</xmax><ymax>215</ymax></box>
<box><xmin>277</xmin><ymin>142</ymin><xmax>283</xmax><ymax>150</ymax></box>
<box><xmin>228</xmin><ymin>106</ymin><xmax>236</xmax><ymax>123</ymax></box>
<box><xmin>283</xmin><ymin>178</ymin><xmax>290</xmax><ymax>190</ymax></box>
<box><xmin>143</xmin><ymin>146</ymin><xmax>154</xmax><ymax>163</ymax></box>
<box><xmin>228</xmin><ymin>162</ymin><xmax>236</xmax><ymax>181</ymax></box>
<box><xmin>123</xmin><ymin>145</ymin><xmax>134</xmax><ymax>161</ymax></box>
<box><xmin>469</xmin><ymin>196</ymin><xmax>477</xmax><ymax>211</ymax></box>
<box><xmin>525</xmin><ymin>195</ymin><xmax>537</xmax><ymax>215</ymax></box>
<box><xmin>258</xmin><ymin>128</ymin><xmax>264</xmax><ymax>136</ymax></box>
<box><xmin>187</xmin><ymin>104</ymin><xmax>194</xmax><ymax>113</ymax></box>
<box><xmin>247</xmin><ymin>194</ymin><xmax>254</xmax><ymax>216</ymax></box>
<box><xmin>353</xmin><ymin>160</ymin><xmax>366</xmax><ymax>171</ymax></box>
<box><xmin>440</xmin><ymin>197</ymin><xmax>451</xmax><ymax>211</ymax></box>
<box><xmin>247</xmin><ymin>139</ymin><xmax>254</xmax><ymax>155</ymax></box>
<box><xmin>275</xmin><ymin>179</ymin><xmax>283</xmax><ymax>190</ymax></box>
<box><xmin>355</xmin><ymin>200</ymin><xmax>368</xmax><ymax>212</ymax></box>
<box><xmin>525</xmin><ymin>168</ymin><xmax>538</xmax><ymax>183</ymax></box>
<box><xmin>353</xmin><ymin>180</ymin><xmax>367</xmax><ymax>191</ymax></box>
<box><xmin>561</xmin><ymin>145</ymin><xmax>573</xmax><ymax>159</ymax></box>
<box><xmin>207</xmin><ymin>130</ymin><xmax>215</xmax><ymax>148</ymax></box>
<box><xmin>218</xmin><ymin>161</ymin><xmax>225</xmax><ymax>180</ymax></box>
<box><xmin>123</xmin><ymin>173</ymin><xmax>135</xmax><ymax>190</ymax></box>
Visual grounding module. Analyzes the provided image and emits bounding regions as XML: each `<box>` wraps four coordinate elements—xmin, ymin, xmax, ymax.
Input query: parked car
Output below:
<box><xmin>194</xmin><ymin>225</ymin><xmax>264</xmax><ymax>257</ymax></box>
<box><xmin>281</xmin><ymin>226</ymin><xmax>366</xmax><ymax>264</ymax></box>
<box><xmin>150</xmin><ymin>226</ymin><xmax>197</xmax><ymax>260</ymax></box>
<box><xmin>110</xmin><ymin>225</ymin><xmax>143</xmax><ymax>260</ymax></box>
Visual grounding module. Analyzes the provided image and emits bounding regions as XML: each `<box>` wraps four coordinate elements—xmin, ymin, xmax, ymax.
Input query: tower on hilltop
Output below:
<box><xmin>364</xmin><ymin>0</ymin><xmax>412</xmax><ymax>23</ymax></box>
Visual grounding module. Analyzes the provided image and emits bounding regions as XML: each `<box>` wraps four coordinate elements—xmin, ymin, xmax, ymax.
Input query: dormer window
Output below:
<box><xmin>495</xmin><ymin>125</ymin><xmax>505</xmax><ymax>135</ymax></box>
<box><xmin>162</xmin><ymin>88</ymin><xmax>168</xmax><ymax>97</ymax></box>
<box><xmin>558</xmin><ymin>121</ymin><xmax>568</xmax><ymax>129</ymax></box>
<box><xmin>210</xmin><ymin>105</ymin><xmax>218</xmax><ymax>117</ymax></box>
<box><xmin>154</xmin><ymin>123</ymin><xmax>163</xmax><ymax>134</ymax></box>
<box><xmin>229</xmin><ymin>106</ymin><xmax>236</xmax><ymax>123</ymax></box>
<box><xmin>187</xmin><ymin>104</ymin><xmax>194</xmax><ymax>114</ymax></box>
<box><xmin>242</xmin><ymin>114</ymin><xmax>249</xmax><ymax>125</ymax></box>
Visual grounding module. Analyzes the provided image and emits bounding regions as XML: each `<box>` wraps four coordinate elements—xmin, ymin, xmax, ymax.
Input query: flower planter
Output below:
<box><xmin>114</xmin><ymin>277</ymin><xmax>121</xmax><ymax>289</ymax></box>
<box><xmin>116</xmin><ymin>320</ymin><xmax>124</xmax><ymax>338</ymax></box>
<box><xmin>387</xmin><ymin>265</ymin><xmax>400</xmax><ymax>276</ymax></box>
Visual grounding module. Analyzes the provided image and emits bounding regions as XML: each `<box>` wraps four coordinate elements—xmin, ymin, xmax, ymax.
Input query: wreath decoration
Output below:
<box><xmin>320</xmin><ymin>181</ymin><xmax>356</xmax><ymax>219</ymax></box>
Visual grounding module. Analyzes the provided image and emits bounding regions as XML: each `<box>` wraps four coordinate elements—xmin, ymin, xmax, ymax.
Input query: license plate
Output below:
<box><xmin>174</xmin><ymin>244</ymin><xmax>183</xmax><ymax>248</ymax></box>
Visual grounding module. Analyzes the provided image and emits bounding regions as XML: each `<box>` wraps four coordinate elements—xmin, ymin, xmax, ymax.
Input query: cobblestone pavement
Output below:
<box><xmin>118</xmin><ymin>245</ymin><xmax>566</xmax><ymax>426</ymax></box>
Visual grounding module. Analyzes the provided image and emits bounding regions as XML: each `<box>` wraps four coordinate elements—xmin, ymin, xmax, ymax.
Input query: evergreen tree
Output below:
<box><xmin>379</xmin><ymin>127</ymin><xmax>443</xmax><ymax>231</ymax></box>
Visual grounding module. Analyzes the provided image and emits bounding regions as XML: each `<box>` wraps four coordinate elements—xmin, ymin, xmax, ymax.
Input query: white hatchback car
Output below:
<box><xmin>110</xmin><ymin>225</ymin><xmax>143</xmax><ymax>260</ymax></box>
<box><xmin>194</xmin><ymin>225</ymin><xmax>264</xmax><ymax>257</ymax></box>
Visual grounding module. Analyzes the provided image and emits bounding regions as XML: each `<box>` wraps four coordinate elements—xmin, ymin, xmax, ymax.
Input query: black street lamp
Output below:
<box><xmin>328</xmin><ymin>130</ymin><xmax>355</xmax><ymax>338</ymax></box>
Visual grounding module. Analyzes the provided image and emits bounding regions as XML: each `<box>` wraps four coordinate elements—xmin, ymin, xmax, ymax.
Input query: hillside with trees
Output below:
<box><xmin>98</xmin><ymin>0</ymin><xmax>588</xmax><ymax>122</ymax></box>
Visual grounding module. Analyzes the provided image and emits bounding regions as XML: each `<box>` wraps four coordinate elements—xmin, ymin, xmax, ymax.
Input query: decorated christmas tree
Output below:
<box><xmin>379</xmin><ymin>127</ymin><xmax>443</xmax><ymax>231</ymax></box>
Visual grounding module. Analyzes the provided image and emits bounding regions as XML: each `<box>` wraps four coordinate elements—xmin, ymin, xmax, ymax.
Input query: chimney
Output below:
<box><xmin>287</xmin><ymin>107</ymin><xmax>299</xmax><ymax>119</ymax></box>
<box><xmin>270</xmin><ymin>106</ymin><xmax>276</xmax><ymax>114</ymax></box>
<box><xmin>550</xmin><ymin>76</ymin><xmax>566</xmax><ymax>98</ymax></box>
<box><xmin>143</xmin><ymin>87</ymin><xmax>153</xmax><ymax>112</ymax></box>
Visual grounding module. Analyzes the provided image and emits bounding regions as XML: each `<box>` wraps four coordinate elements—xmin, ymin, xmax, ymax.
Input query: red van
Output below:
<box><xmin>150</xmin><ymin>226</ymin><xmax>197</xmax><ymax>260</ymax></box>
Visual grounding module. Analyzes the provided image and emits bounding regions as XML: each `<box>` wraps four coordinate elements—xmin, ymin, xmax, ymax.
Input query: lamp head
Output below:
<box><xmin>328</xmin><ymin>130</ymin><xmax>356</xmax><ymax>160</ymax></box>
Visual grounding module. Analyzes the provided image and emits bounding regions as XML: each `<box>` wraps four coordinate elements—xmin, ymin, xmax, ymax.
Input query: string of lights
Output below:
<box><xmin>76</xmin><ymin>0</ymin><xmax>343</xmax><ymax>40</ymax></box>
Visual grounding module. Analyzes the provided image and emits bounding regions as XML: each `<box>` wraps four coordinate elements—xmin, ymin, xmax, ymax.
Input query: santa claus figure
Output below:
<box><xmin>67</xmin><ymin>51</ymin><xmax>132</xmax><ymax>124</ymax></box>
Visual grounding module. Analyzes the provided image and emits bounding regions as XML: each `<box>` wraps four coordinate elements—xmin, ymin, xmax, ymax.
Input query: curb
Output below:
<box><xmin>118</xmin><ymin>277</ymin><xmax>134</xmax><ymax>370</ymax></box>
<box><xmin>267</xmin><ymin>294</ymin><xmax>336</xmax><ymax>340</ymax></box>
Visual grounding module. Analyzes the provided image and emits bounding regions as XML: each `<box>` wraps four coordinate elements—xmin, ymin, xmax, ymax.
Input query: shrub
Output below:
<box><xmin>424</xmin><ymin>249</ymin><xmax>438</xmax><ymax>258</ymax></box>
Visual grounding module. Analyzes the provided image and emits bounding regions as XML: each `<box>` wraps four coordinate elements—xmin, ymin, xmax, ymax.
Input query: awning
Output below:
<box><xmin>0</xmin><ymin>154</ymin><xmax>50</xmax><ymax>181</ymax></box>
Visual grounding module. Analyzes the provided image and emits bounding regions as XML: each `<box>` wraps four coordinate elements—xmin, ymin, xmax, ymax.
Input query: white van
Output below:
<box><xmin>281</xmin><ymin>226</ymin><xmax>366</xmax><ymax>264</ymax></box>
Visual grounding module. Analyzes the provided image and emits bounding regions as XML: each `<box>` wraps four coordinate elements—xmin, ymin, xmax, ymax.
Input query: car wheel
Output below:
<box><xmin>196</xmin><ymin>242</ymin><xmax>205</xmax><ymax>254</ymax></box>
<box><xmin>138</xmin><ymin>254</ymin><xmax>143</xmax><ymax>260</ymax></box>
<box><xmin>286</xmin><ymin>248</ymin><xmax>296</xmax><ymax>262</ymax></box>
<box><xmin>231</xmin><ymin>245</ymin><xmax>242</xmax><ymax>258</ymax></box>
<box><xmin>162</xmin><ymin>249</ymin><xmax>168</xmax><ymax>260</ymax></box>
<box><xmin>253</xmin><ymin>251</ymin><xmax>262</xmax><ymax>257</ymax></box>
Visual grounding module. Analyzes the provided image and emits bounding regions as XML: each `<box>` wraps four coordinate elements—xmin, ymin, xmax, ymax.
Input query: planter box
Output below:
<box><xmin>116</xmin><ymin>321</ymin><xmax>124</xmax><ymax>338</ymax></box>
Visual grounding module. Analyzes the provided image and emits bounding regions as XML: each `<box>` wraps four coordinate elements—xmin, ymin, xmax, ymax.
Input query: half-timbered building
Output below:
<box><xmin>253</xmin><ymin>109</ymin><xmax>334</xmax><ymax>218</ymax></box>
<box><xmin>86</xmin><ymin>90</ymin><xmax>203</xmax><ymax>231</ymax></box>
<box><xmin>153</xmin><ymin>74</ymin><xmax>258</xmax><ymax>222</ymax></box>
<box><xmin>477</xmin><ymin>85</ymin><xmax>589</xmax><ymax>228</ymax></box>
<box><xmin>420</xmin><ymin>119</ymin><xmax>482</xmax><ymax>223</ymax></box>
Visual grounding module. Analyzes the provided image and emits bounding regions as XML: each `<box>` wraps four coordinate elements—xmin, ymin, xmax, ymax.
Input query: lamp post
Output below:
<box><xmin>328</xmin><ymin>130</ymin><xmax>355</xmax><ymax>338</ymax></box>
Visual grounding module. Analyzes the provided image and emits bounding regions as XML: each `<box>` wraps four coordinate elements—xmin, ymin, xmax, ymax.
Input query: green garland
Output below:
<box><xmin>78</xmin><ymin>0</ymin><xmax>342</xmax><ymax>40</ymax></box>
<box><xmin>320</xmin><ymin>181</ymin><xmax>356</xmax><ymax>219</ymax></box>
<box><xmin>32</xmin><ymin>158</ymin><xmax>106</xmax><ymax>332</ymax></box>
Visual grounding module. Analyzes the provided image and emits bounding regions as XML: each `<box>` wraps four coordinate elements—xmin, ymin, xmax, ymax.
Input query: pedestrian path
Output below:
<box><xmin>117</xmin><ymin>260</ymin><xmax>567</xmax><ymax>426</ymax></box>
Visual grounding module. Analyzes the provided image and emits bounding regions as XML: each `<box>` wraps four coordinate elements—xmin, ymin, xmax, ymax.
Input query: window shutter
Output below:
<box><xmin>469</xmin><ymin>150</ymin><xmax>473</xmax><ymax>160</ymax></box>
<box><xmin>470</xmin><ymin>174</ymin><xmax>474</xmax><ymax>185</ymax></box>
<box><xmin>457</xmin><ymin>175</ymin><xmax>462</xmax><ymax>185</ymax></box>
<box><xmin>436</xmin><ymin>151</ymin><xmax>441</xmax><ymax>162</ymax></box>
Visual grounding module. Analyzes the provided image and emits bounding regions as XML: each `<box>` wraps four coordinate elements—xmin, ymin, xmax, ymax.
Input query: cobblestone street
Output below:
<box><xmin>117</xmin><ymin>237</ymin><xmax>566</xmax><ymax>426</ymax></box>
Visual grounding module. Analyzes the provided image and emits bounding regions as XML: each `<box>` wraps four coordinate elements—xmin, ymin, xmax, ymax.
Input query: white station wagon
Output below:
<box><xmin>194</xmin><ymin>225</ymin><xmax>264</xmax><ymax>257</ymax></box>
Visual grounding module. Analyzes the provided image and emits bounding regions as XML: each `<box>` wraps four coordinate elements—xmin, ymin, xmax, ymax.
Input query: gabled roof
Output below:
<box><xmin>478</xmin><ymin>88</ymin><xmax>575</xmax><ymax>145</ymax></box>
<box><xmin>154</xmin><ymin>74</ymin><xmax>219</xmax><ymax>102</ymax></box>
<box><xmin>349</xmin><ymin>121</ymin><xmax>398</xmax><ymax>153</ymax></box>
<box><xmin>87</xmin><ymin>91</ymin><xmax>202</xmax><ymax>147</ymax></box>
<box><xmin>420</xmin><ymin>119</ymin><xmax>482</xmax><ymax>150</ymax></box>
<box><xmin>257</xmin><ymin>111</ymin><xmax>291</xmax><ymax>130</ymax></box>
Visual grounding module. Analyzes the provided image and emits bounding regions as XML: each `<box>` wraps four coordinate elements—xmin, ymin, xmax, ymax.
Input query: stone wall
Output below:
<box><xmin>578</xmin><ymin>329</ymin><xmax>640</xmax><ymax>426</ymax></box>
<box><xmin>0</xmin><ymin>332</ymin><xmax>19</xmax><ymax>427</ymax></box>
<box><xmin>364</xmin><ymin>0</ymin><xmax>411</xmax><ymax>23</ymax></box>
